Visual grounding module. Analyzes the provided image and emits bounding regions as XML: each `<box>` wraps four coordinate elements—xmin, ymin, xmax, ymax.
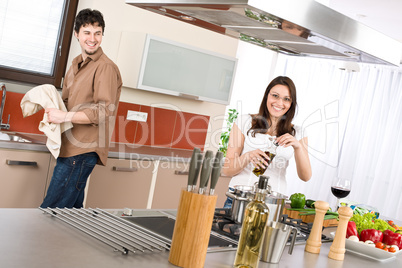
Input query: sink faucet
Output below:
<box><xmin>0</xmin><ymin>83</ymin><xmax>10</xmax><ymax>130</ymax></box>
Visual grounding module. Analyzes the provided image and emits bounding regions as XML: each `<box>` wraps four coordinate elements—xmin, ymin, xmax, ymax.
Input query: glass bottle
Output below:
<box><xmin>234</xmin><ymin>176</ymin><xmax>270</xmax><ymax>268</ymax></box>
<box><xmin>252</xmin><ymin>140</ymin><xmax>279</xmax><ymax>177</ymax></box>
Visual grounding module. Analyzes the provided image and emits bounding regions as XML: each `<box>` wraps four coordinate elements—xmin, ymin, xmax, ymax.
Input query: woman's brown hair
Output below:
<box><xmin>247</xmin><ymin>76</ymin><xmax>297</xmax><ymax>137</ymax></box>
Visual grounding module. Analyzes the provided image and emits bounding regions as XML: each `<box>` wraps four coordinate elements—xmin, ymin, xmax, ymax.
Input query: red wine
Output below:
<box><xmin>331</xmin><ymin>186</ymin><xmax>350</xmax><ymax>198</ymax></box>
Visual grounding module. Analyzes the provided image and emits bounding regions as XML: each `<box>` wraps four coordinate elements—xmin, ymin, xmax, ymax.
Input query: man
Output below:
<box><xmin>40</xmin><ymin>9</ymin><xmax>122</xmax><ymax>208</ymax></box>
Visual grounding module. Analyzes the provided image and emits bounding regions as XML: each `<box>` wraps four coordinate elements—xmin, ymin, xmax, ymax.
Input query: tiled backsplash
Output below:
<box><xmin>1</xmin><ymin>92</ymin><xmax>209</xmax><ymax>150</ymax></box>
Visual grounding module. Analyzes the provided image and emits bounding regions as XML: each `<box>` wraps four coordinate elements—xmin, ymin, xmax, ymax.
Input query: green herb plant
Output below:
<box><xmin>219</xmin><ymin>108</ymin><xmax>238</xmax><ymax>157</ymax></box>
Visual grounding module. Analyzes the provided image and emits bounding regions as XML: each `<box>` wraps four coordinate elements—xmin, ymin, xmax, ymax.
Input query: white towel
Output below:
<box><xmin>20</xmin><ymin>84</ymin><xmax>73</xmax><ymax>158</ymax></box>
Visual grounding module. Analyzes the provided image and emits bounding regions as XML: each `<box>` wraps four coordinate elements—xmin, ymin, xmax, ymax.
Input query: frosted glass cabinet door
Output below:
<box><xmin>138</xmin><ymin>35</ymin><xmax>237</xmax><ymax>105</ymax></box>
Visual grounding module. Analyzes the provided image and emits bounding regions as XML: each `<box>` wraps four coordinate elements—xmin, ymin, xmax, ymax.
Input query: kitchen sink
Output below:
<box><xmin>118</xmin><ymin>210</ymin><xmax>238</xmax><ymax>252</ymax></box>
<box><xmin>0</xmin><ymin>132</ymin><xmax>32</xmax><ymax>143</ymax></box>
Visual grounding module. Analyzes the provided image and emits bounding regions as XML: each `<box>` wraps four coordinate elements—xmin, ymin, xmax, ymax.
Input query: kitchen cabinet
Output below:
<box><xmin>0</xmin><ymin>148</ymin><xmax>52</xmax><ymax>208</ymax></box>
<box><xmin>151</xmin><ymin>160</ymin><xmax>232</xmax><ymax>209</ymax></box>
<box><xmin>116</xmin><ymin>32</ymin><xmax>236</xmax><ymax>105</ymax></box>
<box><xmin>44</xmin><ymin>156</ymin><xmax>57</xmax><ymax>194</ymax></box>
<box><xmin>85</xmin><ymin>158</ymin><xmax>155</xmax><ymax>209</ymax></box>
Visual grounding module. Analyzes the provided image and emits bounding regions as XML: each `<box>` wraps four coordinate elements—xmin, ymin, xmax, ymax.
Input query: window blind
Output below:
<box><xmin>0</xmin><ymin>0</ymin><xmax>65</xmax><ymax>75</ymax></box>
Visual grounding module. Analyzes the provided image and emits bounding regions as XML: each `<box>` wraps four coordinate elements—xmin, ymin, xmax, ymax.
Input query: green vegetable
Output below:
<box><xmin>305</xmin><ymin>199</ymin><xmax>315</xmax><ymax>208</ymax></box>
<box><xmin>352</xmin><ymin>206</ymin><xmax>370</xmax><ymax>216</ymax></box>
<box><xmin>324</xmin><ymin>214</ymin><xmax>339</xmax><ymax>220</ymax></box>
<box><xmin>350</xmin><ymin>213</ymin><xmax>396</xmax><ymax>234</ymax></box>
<box><xmin>286</xmin><ymin>207</ymin><xmax>339</xmax><ymax>220</ymax></box>
<box><xmin>289</xmin><ymin>193</ymin><xmax>306</xmax><ymax>209</ymax></box>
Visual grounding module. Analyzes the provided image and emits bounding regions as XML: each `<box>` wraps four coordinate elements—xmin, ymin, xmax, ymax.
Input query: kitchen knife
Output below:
<box><xmin>198</xmin><ymin>150</ymin><xmax>214</xmax><ymax>194</ymax></box>
<box><xmin>192</xmin><ymin>151</ymin><xmax>203</xmax><ymax>191</ymax></box>
<box><xmin>187</xmin><ymin>148</ymin><xmax>201</xmax><ymax>191</ymax></box>
<box><xmin>209</xmin><ymin>151</ymin><xmax>224</xmax><ymax>195</ymax></box>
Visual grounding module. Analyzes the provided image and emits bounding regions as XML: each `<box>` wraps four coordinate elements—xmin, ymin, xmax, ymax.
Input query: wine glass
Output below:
<box><xmin>330</xmin><ymin>177</ymin><xmax>351</xmax><ymax>211</ymax></box>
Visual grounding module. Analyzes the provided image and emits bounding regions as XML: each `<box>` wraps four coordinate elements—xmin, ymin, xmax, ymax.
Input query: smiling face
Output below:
<box><xmin>74</xmin><ymin>23</ymin><xmax>103</xmax><ymax>60</ymax></box>
<box><xmin>266</xmin><ymin>84</ymin><xmax>292</xmax><ymax>119</ymax></box>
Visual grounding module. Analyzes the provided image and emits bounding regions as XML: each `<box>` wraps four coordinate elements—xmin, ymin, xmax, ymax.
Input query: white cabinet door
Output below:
<box><xmin>151</xmin><ymin>161</ymin><xmax>188</xmax><ymax>209</ymax></box>
<box><xmin>0</xmin><ymin>149</ymin><xmax>51</xmax><ymax>208</ymax></box>
<box><xmin>85</xmin><ymin>158</ymin><xmax>154</xmax><ymax>209</ymax></box>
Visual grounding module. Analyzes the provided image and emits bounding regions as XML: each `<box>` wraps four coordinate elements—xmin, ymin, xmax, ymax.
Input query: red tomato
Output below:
<box><xmin>375</xmin><ymin>242</ymin><xmax>385</xmax><ymax>249</ymax></box>
<box><xmin>382</xmin><ymin>247</ymin><xmax>389</xmax><ymax>252</ymax></box>
<box><xmin>388</xmin><ymin>247</ymin><xmax>397</xmax><ymax>253</ymax></box>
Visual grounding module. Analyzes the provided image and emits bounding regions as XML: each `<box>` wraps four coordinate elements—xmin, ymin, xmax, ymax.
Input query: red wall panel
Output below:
<box><xmin>2</xmin><ymin>92</ymin><xmax>210</xmax><ymax>150</ymax></box>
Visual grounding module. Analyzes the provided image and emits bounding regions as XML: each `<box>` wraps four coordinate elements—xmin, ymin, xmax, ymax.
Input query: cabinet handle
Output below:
<box><xmin>6</xmin><ymin>160</ymin><xmax>38</xmax><ymax>166</ymax></box>
<box><xmin>175</xmin><ymin>170</ymin><xmax>231</xmax><ymax>177</ymax></box>
<box><xmin>179</xmin><ymin>93</ymin><xmax>199</xmax><ymax>100</ymax></box>
<box><xmin>175</xmin><ymin>170</ymin><xmax>189</xmax><ymax>175</ymax></box>
<box><xmin>112</xmin><ymin>166</ymin><xmax>138</xmax><ymax>172</ymax></box>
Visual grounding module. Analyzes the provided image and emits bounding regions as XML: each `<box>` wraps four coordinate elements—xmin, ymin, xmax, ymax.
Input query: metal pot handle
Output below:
<box><xmin>225</xmin><ymin>192</ymin><xmax>250</xmax><ymax>202</ymax></box>
<box><xmin>288</xmin><ymin>227</ymin><xmax>298</xmax><ymax>255</ymax></box>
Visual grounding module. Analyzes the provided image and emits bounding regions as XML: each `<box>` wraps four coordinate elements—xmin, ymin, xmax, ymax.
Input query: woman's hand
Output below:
<box><xmin>276</xmin><ymin>134</ymin><xmax>312</xmax><ymax>182</ymax></box>
<box><xmin>223</xmin><ymin>123</ymin><xmax>270</xmax><ymax>176</ymax></box>
<box><xmin>247</xmin><ymin>149</ymin><xmax>270</xmax><ymax>169</ymax></box>
<box><xmin>276</xmin><ymin>133</ymin><xmax>301</xmax><ymax>149</ymax></box>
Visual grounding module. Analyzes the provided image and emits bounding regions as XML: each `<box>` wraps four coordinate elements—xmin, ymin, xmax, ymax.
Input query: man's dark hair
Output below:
<box><xmin>74</xmin><ymin>8</ymin><xmax>105</xmax><ymax>34</ymax></box>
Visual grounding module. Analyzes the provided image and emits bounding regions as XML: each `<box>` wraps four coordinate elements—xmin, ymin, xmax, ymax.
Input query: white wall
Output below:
<box><xmin>228</xmin><ymin>41</ymin><xmax>278</xmax><ymax>117</ymax></box>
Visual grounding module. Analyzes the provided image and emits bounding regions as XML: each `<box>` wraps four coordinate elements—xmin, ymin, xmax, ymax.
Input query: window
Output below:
<box><xmin>0</xmin><ymin>0</ymin><xmax>78</xmax><ymax>88</ymax></box>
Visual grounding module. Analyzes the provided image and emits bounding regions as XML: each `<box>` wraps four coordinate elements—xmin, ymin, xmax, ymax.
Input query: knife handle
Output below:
<box><xmin>209</xmin><ymin>151</ymin><xmax>224</xmax><ymax>195</ymax></box>
<box><xmin>198</xmin><ymin>150</ymin><xmax>214</xmax><ymax>194</ymax></box>
<box><xmin>192</xmin><ymin>151</ymin><xmax>203</xmax><ymax>191</ymax></box>
<box><xmin>187</xmin><ymin>148</ymin><xmax>201</xmax><ymax>191</ymax></box>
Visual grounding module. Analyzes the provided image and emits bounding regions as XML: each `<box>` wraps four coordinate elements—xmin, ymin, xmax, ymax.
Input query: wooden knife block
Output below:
<box><xmin>168</xmin><ymin>189</ymin><xmax>217</xmax><ymax>268</ymax></box>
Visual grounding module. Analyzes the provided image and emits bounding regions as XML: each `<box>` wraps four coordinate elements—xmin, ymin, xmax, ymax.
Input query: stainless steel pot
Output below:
<box><xmin>226</xmin><ymin>185</ymin><xmax>254</xmax><ymax>224</ymax></box>
<box><xmin>226</xmin><ymin>185</ymin><xmax>288</xmax><ymax>224</ymax></box>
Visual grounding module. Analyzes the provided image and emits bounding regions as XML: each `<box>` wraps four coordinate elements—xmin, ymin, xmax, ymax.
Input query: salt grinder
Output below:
<box><xmin>305</xmin><ymin>200</ymin><xmax>329</xmax><ymax>254</ymax></box>
<box><xmin>328</xmin><ymin>206</ymin><xmax>353</xmax><ymax>261</ymax></box>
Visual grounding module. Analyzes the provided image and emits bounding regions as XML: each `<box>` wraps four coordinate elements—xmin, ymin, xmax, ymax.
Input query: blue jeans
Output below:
<box><xmin>40</xmin><ymin>152</ymin><xmax>98</xmax><ymax>209</ymax></box>
<box><xmin>223</xmin><ymin>187</ymin><xmax>235</xmax><ymax>208</ymax></box>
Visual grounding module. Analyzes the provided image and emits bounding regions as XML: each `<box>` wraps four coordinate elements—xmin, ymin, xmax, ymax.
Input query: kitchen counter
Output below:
<box><xmin>1</xmin><ymin>209</ymin><xmax>401</xmax><ymax>268</ymax></box>
<box><xmin>0</xmin><ymin>131</ymin><xmax>193</xmax><ymax>162</ymax></box>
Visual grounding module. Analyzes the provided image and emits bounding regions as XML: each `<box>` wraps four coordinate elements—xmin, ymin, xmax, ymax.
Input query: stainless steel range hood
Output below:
<box><xmin>126</xmin><ymin>0</ymin><xmax>402</xmax><ymax>66</ymax></box>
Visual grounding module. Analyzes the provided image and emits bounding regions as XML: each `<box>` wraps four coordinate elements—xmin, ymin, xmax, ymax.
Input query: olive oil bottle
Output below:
<box><xmin>252</xmin><ymin>141</ymin><xmax>278</xmax><ymax>177</ymax></box>
<box><xmin>234</xmin><ymin>176</ymin><xmax>270</xmax><ymax>268</ymax></box>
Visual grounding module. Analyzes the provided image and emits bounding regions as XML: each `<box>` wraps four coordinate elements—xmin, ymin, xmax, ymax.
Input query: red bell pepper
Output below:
<box><xmin>360</xmin><ymin>229</ymin><xmax>383</xmax><ymax>243</ymax></box>
<box><xmin>383</xmin><ymin>230</ymin><xmax>402</xmax><ymax>249</ymax></box>
<box><xmin>347</xmin><ymin>221</ymin><xmax>359</xmax><ymax>238</ymax></box>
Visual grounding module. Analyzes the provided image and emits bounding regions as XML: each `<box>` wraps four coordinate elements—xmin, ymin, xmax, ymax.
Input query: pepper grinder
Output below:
<box><xmin>328</xmin><ymin>206</ymin><xmax>353</xmax><ymax>261</ymax></box>
<box><xmin>305</xmin><ymin>200</ymin><xmax>329</xmax><ymax>254</ymax></box>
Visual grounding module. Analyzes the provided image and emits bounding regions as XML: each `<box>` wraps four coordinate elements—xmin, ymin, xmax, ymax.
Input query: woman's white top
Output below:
<box><xmin>228</xmin><ymin>114</ymin><xmax>305</xmax><ymax>194</ymax></box>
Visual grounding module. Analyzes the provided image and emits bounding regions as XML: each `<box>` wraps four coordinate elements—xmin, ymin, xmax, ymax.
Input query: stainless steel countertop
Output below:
<box><xmin>0</xmin><ymin>131</ymin><xmax>194</xmax><ymax>162</ymax></box>
<box><xmin>1</xmin><ymin>209</ymin><xmax>401</xmax><ymax>268</ymax></box>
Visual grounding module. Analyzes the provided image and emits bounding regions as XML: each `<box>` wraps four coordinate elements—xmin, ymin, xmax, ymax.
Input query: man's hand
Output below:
<box><xmin>45</xmin><ymin>108</ymin><xmax>70</xmax><ymax>124</ymax></box>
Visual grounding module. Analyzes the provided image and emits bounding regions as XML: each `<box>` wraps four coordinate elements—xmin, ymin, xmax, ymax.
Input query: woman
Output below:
<box><xmin>222</xmin><ymin>76</ymin><xmax>311</xmax><ymax>207</ymax></box>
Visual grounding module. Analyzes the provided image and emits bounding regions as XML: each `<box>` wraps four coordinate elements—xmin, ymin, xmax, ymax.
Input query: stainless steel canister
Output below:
<box><xmin>260</xmin><ymin>221</ymin><xmax>297</xmax><ymax>263</ymax></box>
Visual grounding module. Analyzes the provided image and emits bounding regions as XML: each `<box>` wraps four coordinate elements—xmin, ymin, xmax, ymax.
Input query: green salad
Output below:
<box><xmin>350</xmin><ymin>212</ymin><xmax>395</xmax><ymax>234</ymax></box>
